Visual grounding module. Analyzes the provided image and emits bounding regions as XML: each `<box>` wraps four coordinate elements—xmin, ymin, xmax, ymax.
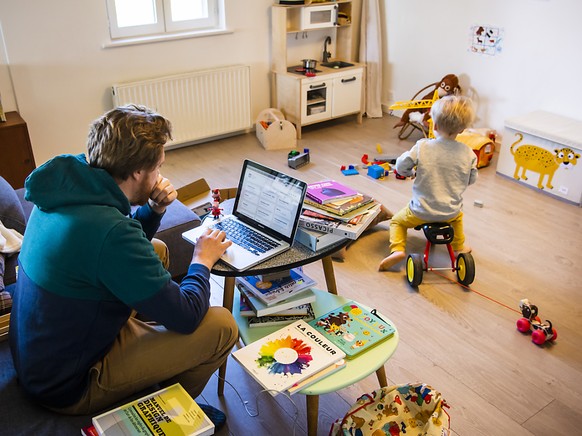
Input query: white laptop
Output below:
<box><xmin>182</xmin><ymin>160</ymin><xmax>307</xmax><ymax>271</ymax></box>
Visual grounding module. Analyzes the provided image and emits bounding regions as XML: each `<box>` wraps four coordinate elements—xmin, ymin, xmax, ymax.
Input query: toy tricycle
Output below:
<box><xmin>406</xmin><ymin>223</ymin><xmax>475</xmax><ymax>287</ymax></box>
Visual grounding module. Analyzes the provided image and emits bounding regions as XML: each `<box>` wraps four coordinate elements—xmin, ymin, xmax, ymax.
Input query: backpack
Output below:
<box><xmin>329</xmin><ymin>382</ymin><xmax>450</xmax><ymax>436</ymax></box>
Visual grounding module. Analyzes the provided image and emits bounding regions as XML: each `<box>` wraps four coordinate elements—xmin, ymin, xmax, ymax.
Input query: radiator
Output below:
<box><xmin>111</xmin><ymin>65</ymin><xmax>252</xmax><ymax>148</ymax></box>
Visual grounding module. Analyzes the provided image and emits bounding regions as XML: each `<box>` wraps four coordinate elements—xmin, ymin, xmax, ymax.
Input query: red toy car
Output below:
<box><xmin>516</xmin><ymin>299</ymin><xmax>557</xmax><ymax>345</ymax></box>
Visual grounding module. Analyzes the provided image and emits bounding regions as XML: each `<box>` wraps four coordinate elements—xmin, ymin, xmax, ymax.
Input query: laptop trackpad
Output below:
<box><xmin>221</xmin><ymin>244</ymin><xmax>260</xmax><ymax>271</ymax></box>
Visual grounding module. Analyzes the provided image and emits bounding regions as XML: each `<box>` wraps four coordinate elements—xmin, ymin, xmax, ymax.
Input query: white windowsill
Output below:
<box><xmin>102</xmin><ymin>28</ymin><xmax>233</xmax><ymax>49</ymax></box>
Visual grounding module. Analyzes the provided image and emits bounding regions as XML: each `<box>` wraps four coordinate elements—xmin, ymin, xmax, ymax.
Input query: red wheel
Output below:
<box><xmin>551</xmin><ymin>329</ymin><xmax>558</xmax><ymax>341</ymax></box>
<box><xmin>516</xmin><ymin>318</ymin><xmax>531</xmax><ymax>333</ymax></box>
<box><xmin>531</xmin><ymin>329</ymin><xmax>546</xmax><ymax>345</ymax></box>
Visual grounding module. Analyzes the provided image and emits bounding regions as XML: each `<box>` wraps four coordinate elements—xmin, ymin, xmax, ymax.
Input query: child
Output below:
<box><xmin>379</xmin><ymin>95</ymin><xmax>477</xmax><ymax>271</ymax></box>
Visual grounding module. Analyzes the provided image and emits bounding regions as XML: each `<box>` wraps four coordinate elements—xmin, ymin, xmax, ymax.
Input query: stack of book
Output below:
<box><xmin>296</xmin><ymin>180</ymin><xmax>381</xmax><ymax>249</ymax></box>
<box><xmin>232</xmin><ymin>302</ymin><xmax>395</xmax><ymax>396</ymax></box>
<box><xmin>236</xmin><ymin>267</ymin><xmax>317</xmax><ymax>328</ymax></box>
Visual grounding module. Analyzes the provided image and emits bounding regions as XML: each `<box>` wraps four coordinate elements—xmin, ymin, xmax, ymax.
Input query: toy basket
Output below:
<box><xmin>255</xmin><ymin>108</ymin><xmax>297</xmax><ymax>150</ymax></box>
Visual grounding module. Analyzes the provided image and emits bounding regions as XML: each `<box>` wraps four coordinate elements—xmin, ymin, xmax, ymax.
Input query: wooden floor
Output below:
<box><xmin>163</xmin><ymin>115</ymin><xmax>582</xmax><ymax>436</ymax></box>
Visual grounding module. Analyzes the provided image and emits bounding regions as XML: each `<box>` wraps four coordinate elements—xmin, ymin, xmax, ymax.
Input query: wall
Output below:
<box><xmin>383</xmin><ymin>0</ymin><xmax>582</xmax><ymax>137</ymax></box>
<box><xmin>0</xmin><ymin>0</ymin><xmax>274</xmax><ymax>165</ymax></box>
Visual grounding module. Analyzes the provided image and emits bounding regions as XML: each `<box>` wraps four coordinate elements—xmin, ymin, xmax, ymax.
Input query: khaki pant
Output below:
<box><xmin>389</xmin><ymin>206</ymin><xmax>465</xmax><ymax>253</ymax></box>
<box><xmin>50</xmin><ymin>239</ymin><xmax>238</xmax><ymax>415</ymax></box>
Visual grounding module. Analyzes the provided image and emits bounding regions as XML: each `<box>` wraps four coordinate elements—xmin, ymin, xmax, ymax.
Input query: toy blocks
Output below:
<box><xmin>288</xmin><ymin>148</ymin><xmax>310</xmax><ymax>169</ymax></box>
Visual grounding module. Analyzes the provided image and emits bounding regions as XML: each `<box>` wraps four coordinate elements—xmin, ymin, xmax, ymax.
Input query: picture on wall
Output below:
<box><xmin>469</xmin><ymin>25</ymin><xmax>503</xmax><ymax>56</ymax></box>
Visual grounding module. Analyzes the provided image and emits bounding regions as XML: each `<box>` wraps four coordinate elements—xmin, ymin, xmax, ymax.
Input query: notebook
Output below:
<box><xmin>182</xmin><ymin>160</ymin><xmax>307</xmax><ymax>271</ymax></box>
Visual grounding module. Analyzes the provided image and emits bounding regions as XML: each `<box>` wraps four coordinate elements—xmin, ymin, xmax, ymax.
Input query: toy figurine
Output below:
<box><xmin>516</xmin><ymin>299</ymin><xmax>558</xmax><ymax>345</ymax></box>
<box><xmin>210</xmin><ymin>201</ymin><xmax>223</xmax><ymax>220</ymax></box>
<box><xmin>211</xmin><ymin>188</ymin><xmax>221</xmax><ymax>204</ymax></box>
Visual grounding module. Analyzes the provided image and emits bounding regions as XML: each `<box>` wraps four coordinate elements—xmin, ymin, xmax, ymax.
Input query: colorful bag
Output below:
<box><xmin>329</xmin><ymin>383</ymin><xmax>450</xmax><ymax>436</ymax></box>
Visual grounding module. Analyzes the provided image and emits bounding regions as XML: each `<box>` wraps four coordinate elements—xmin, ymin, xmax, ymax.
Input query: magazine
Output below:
<box><xmin>299</xmin><ymin>204</ymin><xmax>381</xmax><ymax>240</ymax></box>
<box><xmin>92</xmin><ymin>383</ymin><xmax>214</xmax><ymax>436</ymax></box>
<box><xmin>232</xmin><ymin>320</ymin><xmax>346</xmax><ymax>396</ymax></box>
<box><xmin>237</xmin><ymin>267</ymin><xmax>316</xmax><ymax>306</ymax></box>
<box><xmin>237</xmin><ymin>283</ymin><xmax>316</xmax><ymax>317</ymax></box>
<box><xmin>248</xmin><ymin>304</ymin><xmax>315</xmax><ymax>328</ymax></box>
<box><xmin>304</xmin><ymin>193</ymin><xmax>374</xmax><ymax>216</ymax></box>
<box><xmin>308</xmin><ymin>301</ymin><xmax>395</xmax><ymax>359</ymax></box>
<box><xmin>306</xmin><ymin>180</ymin><xmax>358</xmax><ymax>204</ymax></box>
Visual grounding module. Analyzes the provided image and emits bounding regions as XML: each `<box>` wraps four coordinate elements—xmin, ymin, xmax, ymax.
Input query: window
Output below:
<box><xmin>106</xmin><ymin>0</ymin><xmax>224</xmax><ymax>40</ymax></box>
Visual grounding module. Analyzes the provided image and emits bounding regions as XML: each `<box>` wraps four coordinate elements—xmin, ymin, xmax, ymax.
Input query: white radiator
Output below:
<box><xmin>111</xmin><ymin>65</ymin><xmax>252</xmax><ymax>148</ymax></box>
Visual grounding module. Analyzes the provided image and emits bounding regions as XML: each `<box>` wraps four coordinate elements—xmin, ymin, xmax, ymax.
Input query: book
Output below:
<box><xmin>81</xmin><ymin>425</ymin><xmax>99</xmax><ymax>436</ymax></box>
<box><xmin>299</xmin><ymin>203</ymin><xmax>381</xmax><ymax>240</ymax></box>
<box><xmin>308</xmin><ymin>301</ymin><xmax>395</xmax><ymax>359</ymax></box>
<box><xmin>287</xmin><ymin>359</ymin><xmax>347</xmax><ymax>394</ymax></box>
<box><xmin>304</xmin><ymin>193</ymin><xmax>374</xmax><ymax>216</ymax></box>
<box><xmin>238</xmin><ymin>290</ymin><xmax>255</xmax><ymax>317</ymax></box>
<box><xmin>92</xmin><ymin>383</ymin><xmax>214</xmax><ymax>436</ymax></box>
<box><xmin>306</xmin><ymin>180</ymin><xmax>358</xmax><ymax>204</ymax></box>
<box><xmin>248</xmin><ymin>303</ymin><xmax>315</xmax><ymax>328</ymax></box>
<box><xmin>232</xmin><ymin>320</ymin><xmax>346</xmax><ymax>396</ymax></box>
<box><xmin>237</xmin><ymin>283</ymin><xmax>316</xmax><ymax>317</ymax></box>
<box><xmin>295</xmin><ymin>226</ymin><xmax>346</xmax><ymax>251</ymax></box>
<box><xmin>237</xmin><ymin>267</ymin><xmax>316</xmax><ymax>306</ymax></box>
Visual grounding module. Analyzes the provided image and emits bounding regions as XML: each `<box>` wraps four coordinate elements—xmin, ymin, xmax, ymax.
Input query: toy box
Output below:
<box><xmin>255</xmin><ymin>108</ymin><xmax>297</xmax><ymax>150</ymax></box>
<box><xmin>496</xmin><ymin>111</ymin><xmax>582</xmax><ymax>205</ymax></box>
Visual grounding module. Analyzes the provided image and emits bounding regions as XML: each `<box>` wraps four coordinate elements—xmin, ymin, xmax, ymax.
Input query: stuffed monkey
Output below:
<box><xmin>393</xmin><ymin>74</ymin><xmax>461</xmax><ymax>129</ymax></box>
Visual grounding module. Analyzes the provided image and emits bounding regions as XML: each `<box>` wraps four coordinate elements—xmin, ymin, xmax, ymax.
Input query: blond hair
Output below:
<box><xmin>87</xmin><ymin>104</ymin><xmax>172</xmax><ymax>180</ymax></box>
<box><xmin>430</xmin><ymin>95</ymin><xmax>475</xmax><ymax>135</ymax></box>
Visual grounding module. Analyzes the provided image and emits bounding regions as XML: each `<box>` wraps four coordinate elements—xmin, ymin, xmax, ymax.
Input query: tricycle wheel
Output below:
<box><xmin>406</xmin><ymin>254</ymin><xmax>423</xmax><ymax>287</ymax></box>
<box><xmin>456</xmin><ymin>252</ymin><xmax>475</xmax><ymax>285</ymax></box>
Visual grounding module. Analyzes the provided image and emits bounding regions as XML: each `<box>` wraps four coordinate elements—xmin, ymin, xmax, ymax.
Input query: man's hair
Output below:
<box><xmin>430</xmin><ymin>95</ymin><xmax>475</xmax><ymax>135</ymax></box>
<box><xmin>87</xmin><ymin>104</ymin><xmax>172</xmax><ymax>180</ymax></box>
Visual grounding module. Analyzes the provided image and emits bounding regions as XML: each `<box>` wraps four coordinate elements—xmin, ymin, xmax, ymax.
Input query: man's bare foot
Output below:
<box><xmin>378</xmin><ymin>251</ymin><xmax>406</xmax><ymax>271</ymax></box>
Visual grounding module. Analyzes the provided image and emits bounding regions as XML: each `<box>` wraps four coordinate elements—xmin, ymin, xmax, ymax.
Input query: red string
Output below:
<box><xmin>431</xmin><ymin>270</ymin><xmax>521</xmax><ymax>314</ymax></box>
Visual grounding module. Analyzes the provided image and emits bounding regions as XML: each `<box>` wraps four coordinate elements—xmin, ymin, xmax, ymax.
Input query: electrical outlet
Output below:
<box><xmin>558</xmin><ymin>186</ymin><xmax>568</xmax><ymax>195</ymax></box>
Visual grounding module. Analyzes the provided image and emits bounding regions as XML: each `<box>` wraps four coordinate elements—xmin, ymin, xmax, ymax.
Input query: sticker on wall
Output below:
<box><xmin>510</xmin><ymin>133</ymin><xmax>580</xmax><ymax>190</ymax></box>
<box><xmin>469</xmin><ymin>25</ymin><xmax>504</xmax><ymax>56</ymax></box>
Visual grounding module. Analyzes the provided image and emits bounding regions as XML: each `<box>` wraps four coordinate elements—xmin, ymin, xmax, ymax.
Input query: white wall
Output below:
<box><xmin>0</xmin><ymin>0</ymin><xmax>273</xmax><ymax>165</ymax></box>
<box><xmin>383</xmin><ymin>0</ymin><xmax>582</xmax><ymax>137</ymax></box>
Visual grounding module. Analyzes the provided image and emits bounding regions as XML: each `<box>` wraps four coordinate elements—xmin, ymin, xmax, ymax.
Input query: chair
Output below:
<box><xmin>233</xmin><ymin>289</ymin><xmax>399</xmax><ymax>436</ymax></box>
<box><xmin>393</xmin><ymin>82</ymin><xmax>439</xmax><ymax>140</ymax></box>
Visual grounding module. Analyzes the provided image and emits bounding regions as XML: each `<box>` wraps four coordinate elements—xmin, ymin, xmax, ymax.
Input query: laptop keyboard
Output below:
<box><xmin>214</xmin><ymin>218</ymin><xmax>280</xmax><ymax>255</ymax></box>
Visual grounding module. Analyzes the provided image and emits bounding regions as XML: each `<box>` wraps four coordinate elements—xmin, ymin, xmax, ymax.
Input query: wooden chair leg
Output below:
<box><xmin>375</xmin><ymin>364</ymin><xmax>388</xmax><ymax>388</ymax></box>
<box><xmin>306</xmin><ymin>395</ymin><xmax>319</xmax><ymax>436</ymax></box>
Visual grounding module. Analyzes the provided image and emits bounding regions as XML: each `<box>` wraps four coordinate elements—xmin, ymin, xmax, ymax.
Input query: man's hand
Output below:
<box><xmin>149</xmin><ymin>175</ymin><xmax>178</xmax><ymax>214</ymax></box>
<box><xmin>191</xmin><ymin>229</ymin><xmax>232</xmax><ymax>270</ymax></box>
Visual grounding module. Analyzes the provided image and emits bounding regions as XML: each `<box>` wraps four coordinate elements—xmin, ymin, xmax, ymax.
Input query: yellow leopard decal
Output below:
<box><xmin>510</xmin><ymin>133</ymin><xmax>580</xmax><ymax>189</ymax></box>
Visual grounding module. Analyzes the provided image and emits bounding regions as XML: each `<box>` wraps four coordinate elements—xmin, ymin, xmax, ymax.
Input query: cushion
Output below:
<box><xmin>0</xmin><ymin>177</ymin><xmax>26</xmax><ymax>236</ymax></box>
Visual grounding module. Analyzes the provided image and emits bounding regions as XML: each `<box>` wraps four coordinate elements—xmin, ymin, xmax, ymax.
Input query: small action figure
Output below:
<box><xmin>211</xmin><ymin>188</ymin><xmax>221</xmax><ymax>204</ymax></box>
<box><xmin>210</xmin><ymin>201</ymin><xmax>223</xmax><ymax>220</ymax></box>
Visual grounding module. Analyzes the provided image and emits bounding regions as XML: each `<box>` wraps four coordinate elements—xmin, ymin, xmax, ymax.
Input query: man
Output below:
<box><xmin>9</xmin><ymin>105</ymin><xmax>238</xmax><ymax>419</ymax></box>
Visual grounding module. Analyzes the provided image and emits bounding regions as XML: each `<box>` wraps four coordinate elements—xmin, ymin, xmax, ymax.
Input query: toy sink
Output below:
<box><xmin>321</xmin><ymin>61</ymin><xmax>354</xmax><ymax>69</ymax></box>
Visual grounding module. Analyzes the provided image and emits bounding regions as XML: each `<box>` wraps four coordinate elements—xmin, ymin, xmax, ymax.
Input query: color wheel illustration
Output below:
<box><xmin>256</xmin><ymin>335</ymin><xmax>313</xmax><ymax>375</ymax></box>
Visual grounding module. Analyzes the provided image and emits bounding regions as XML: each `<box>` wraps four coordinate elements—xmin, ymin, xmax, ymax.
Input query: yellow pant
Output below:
<box><xmin>389</xmin><ymin>206</ymin><xmax>465</xmax><ymax>253</ymax></box>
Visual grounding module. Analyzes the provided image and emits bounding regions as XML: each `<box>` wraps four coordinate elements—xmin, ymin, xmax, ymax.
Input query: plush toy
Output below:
<box><xmin>393</xmin><ymin>74</ymin><xmax>461</xmax><ymax>129</ymax></box>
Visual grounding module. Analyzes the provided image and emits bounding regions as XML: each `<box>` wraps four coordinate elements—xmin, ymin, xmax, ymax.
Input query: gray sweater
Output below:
<box><xmin>396</xmin><ymin>137</ymin><xmax>477</xmax><ymax>221</ymax></box>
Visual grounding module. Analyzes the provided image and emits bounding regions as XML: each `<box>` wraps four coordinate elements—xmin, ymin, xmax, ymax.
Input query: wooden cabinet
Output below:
<box><xmin>0</xmin><ymin>112</ymin><xmax>36</xmax><ymax>189</ymax></box>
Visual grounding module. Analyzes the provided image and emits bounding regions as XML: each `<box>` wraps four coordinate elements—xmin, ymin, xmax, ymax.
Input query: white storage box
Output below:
<box><xmin>496</xmin><ymin>111</ymin><xmax>582</xmax><ymax>205</ymax></box>
<box><xmin>255</xmin><ymin>108</ymin><xmax>297</xmax><ymax>150</ymax></box>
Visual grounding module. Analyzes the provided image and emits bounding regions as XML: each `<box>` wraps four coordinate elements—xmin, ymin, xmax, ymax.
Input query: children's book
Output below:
<box><xmin>308</xmin><ymin>301</ymin><xmax>395</xmax><ymax>359</ymax></box>
<box><xmin>237</xmin><ymin>283</ymin><xmax>316</xmax><ymax>317</ymax></box>
<box><xmin>299</xmin><ymin>204</ymin><xmax>381</xmax><ymax>240</ymax></box>
<box><xmin>306</xmin><ymin>180</ymin><xmax>358</xmax><ymax>204</ymax></box>
<box><xmin>92</xmin><ymin>383</ymin><xmax>214</xmax><ymax>436</ymax></box>
<box><xmin>238</xmin><ymin>290</ymin><xmax>255</xmax><ymax>317</ymax></box>
<box><xmin>232</xmin><ymin>320</ymin><xmax>346</xmax><ymax>396</ymax></box>
<box><xmin>248</xmin><ymin>304</ymin><xmax>315</xmax><ymax>328</ymax></box>
<box><xmin>303</xmin><ymin>193</ymin><xmax>375</xmax><ymax>217</ymax></box>
<box><xmin>287</xmin><ymin>359</ymin><xmax>347</xmax><ymax>394</ymax></box>
<box><xmin>237</xmin><ymin>267</ymin><xmax>316</xmax><ymax>306</ymax></box>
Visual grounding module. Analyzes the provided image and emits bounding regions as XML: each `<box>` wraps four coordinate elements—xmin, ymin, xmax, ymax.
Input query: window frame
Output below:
<box><xmin>106</xmin><ymin>0</ymin><xmax>223</xmax><ymax>40</ymax></box>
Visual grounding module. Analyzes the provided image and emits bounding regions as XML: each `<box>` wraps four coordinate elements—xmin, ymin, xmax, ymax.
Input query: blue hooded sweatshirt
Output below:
<box><xmin>9</xmin><ymin>154</ymin><xmax>211</xmax><ymax>408</ymax></box>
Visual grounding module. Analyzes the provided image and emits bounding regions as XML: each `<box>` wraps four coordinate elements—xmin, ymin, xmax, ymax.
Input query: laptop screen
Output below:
<box><xmin>232</xmin><ymin>160</ymin><xmax>307</xmax><ymax>245</ymax></box>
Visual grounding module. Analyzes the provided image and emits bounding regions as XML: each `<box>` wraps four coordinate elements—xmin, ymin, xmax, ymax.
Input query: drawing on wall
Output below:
<box><xmin>510</xmin><ymin>133</ymin><xmax>580</xmax><ymax>190</ymax></box>
<box><xmin>469</xmin><ymin>25</ymin><xmax>503</xmax><ymax>56</ymax></box>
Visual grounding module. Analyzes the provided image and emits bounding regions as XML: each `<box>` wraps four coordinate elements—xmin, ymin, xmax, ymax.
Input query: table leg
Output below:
<box><xmin>306</xmin><ymin>395</ymin><xmax>319</xmax><ymax>436</ymax></box>
<box><xmin>218</xmin><ymin>276</ymin><xmax>236</xmax><ymax>396</ymax></box>
<box><xmin>375</xmin><ymin>364</ymin><xmax>388</xmax><ymax>388</ymax></box>
<box><xmin>321</xmin><ymin>255</ymin><xmax>338</xmax><ymax>295</ymax></box>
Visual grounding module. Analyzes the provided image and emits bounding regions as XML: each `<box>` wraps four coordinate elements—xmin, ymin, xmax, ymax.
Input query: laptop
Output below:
<box><xmin>182</xmin><ymin>160</ymin><xmax>307</xmax><ymax>271</ymax></box>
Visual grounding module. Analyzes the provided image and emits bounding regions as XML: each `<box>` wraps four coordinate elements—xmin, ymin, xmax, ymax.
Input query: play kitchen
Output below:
<box><xmin>271</xmin><ymin>1</ymin><xmax>364</xmax><ymax>138</ymax></box>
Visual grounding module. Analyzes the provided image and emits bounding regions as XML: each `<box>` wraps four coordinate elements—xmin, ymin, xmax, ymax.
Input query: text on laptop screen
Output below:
<box><xmin>235</xmin><ymin>162</ymin><xmax>306</xmax><ymax>240</ymax></box>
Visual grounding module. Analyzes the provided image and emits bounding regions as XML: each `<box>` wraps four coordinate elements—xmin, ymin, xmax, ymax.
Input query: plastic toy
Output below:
<box><xmin>516</xmin><ymin>299</ymin><xmax>557</xmax><ymax>345</ymax></box>
<box><xmin>340</xmin><ymin>164</ymin><xmax>359</xmax><ymax>176</ymax></box>
<box><xmin>406</xmin><ymin>223</ymin><xmax>475</xmax><ymax>287</ymax></box>
<box><xmin>209</xmin><ymin>201</ymin><xmax>223</xmax><ymax>220</ymax></box>
<box><xmin>367</xmin><ymin>164</ymin><xmax>388</xmax><ymax>179</ymax></box>
<box><xmin>288</xmin><ymin>148</ymin><xmax>310</xmax><ymax>169</ymax></box>
<box><xmin>211</xmin><ymin>188</ymin><xmax>221</xmax><ymax>204</ymax></box>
